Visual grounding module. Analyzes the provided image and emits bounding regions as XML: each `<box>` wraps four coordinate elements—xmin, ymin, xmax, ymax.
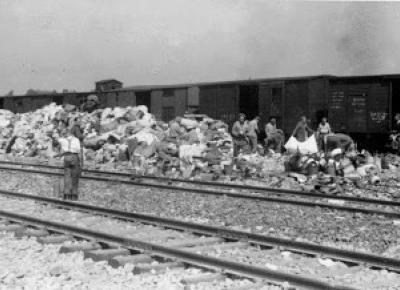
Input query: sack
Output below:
<box><xmin>180</xmin><ymin>118</ymin><xmax>198</xmax><ymax>129</ymax></box>
<box><xmin>284</xmin><ymin>136</ymin><xmax>299</xmax><ymax>153</ymax></box>
<box><xmin>299</xmin><ymin>134</ymin><xmax>318</xmax><ymax>154</ymax></box>
<box><xmin>285</xmin><ymin>135</ymin><xmax>318</xmax><ymax>155</ymax></box>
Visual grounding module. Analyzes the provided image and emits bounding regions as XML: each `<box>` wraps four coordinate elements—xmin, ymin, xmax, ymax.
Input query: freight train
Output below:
<box><xmin>2</xmin><ymin>74</ymin><xmax>400</xmax><ymax>150</ymax></box>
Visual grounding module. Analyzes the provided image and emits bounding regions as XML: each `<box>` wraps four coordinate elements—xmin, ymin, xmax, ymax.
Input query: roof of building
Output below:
<box><xmin>95</xmin><ymin>79</ymin><xmax>123</xmax><ymax>84</ymax></box>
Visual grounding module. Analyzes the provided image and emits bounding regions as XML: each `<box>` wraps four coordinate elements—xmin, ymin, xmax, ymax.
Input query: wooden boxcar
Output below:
<box><xmin>2</xmin><ymin>74</ymin><xmax>400</xmax><ymax>149</ymax></box>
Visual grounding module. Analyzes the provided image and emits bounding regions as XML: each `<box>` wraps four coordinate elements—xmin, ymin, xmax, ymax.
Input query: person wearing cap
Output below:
<box><xmin>81</xmin><ymin>94</ymin><xmax>99</xmax><ymax>113</ymax></box>
<box><xmin>232</xmin><ymin>113</ymin><xmax>249</xmax><ymax>156</ymax></box>
<box><xmin>292</xmin><ymin>116</ymin><xmax>313</xmax><ymax>142</ymax></box>
<box><xmin>57</xmin><ymin>129</ymin><xmax>82</xmax><ymax>201</ymax></box>
<box><xmin>326</xmin><ymin>148</ymin><xmax>344</xmax><ymax>177</ymax></box>
<box><xmin>247</xmin><ymin>116</ymin><xmax>260</xmax><ymax>153</ymax></box>
<box><xmin>168</xmin><ymin>117</ymin><xmax>184</xmax><ymax>143</ymax></box>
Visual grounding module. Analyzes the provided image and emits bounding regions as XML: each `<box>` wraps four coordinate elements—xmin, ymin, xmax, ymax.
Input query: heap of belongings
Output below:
<box><xmin>0</xmin><ymin>103</ymin><xmax>240</xmax><ymax>178</ymax></box>
<box><xmin>282</xmin><ymin>142</ymin><xmax>400</xmax><ymax>194</ymax></box>
<box><xmin>281</xmin><ymin>130</ymin><xmax>400</xmax><ymax>194</ymax></box>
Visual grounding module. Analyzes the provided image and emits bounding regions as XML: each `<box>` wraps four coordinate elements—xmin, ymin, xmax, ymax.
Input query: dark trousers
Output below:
<box><xmin>63</xmin><ymin>153</ymin><xmax>80</xmax><ymax>200</ymax></box>
<box><xmin>233</xmin><ymin>138</ymin><xmax>248</xmax><ymax>157</ymax></box>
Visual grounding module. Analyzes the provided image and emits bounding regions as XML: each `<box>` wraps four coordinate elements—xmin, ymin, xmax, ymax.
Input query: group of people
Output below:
<box><xmin>232</xmin><ymin>114</ymin><xmax>285</xmax><ymax>156</ymax></box>
<box><xmin>231</xmin><ymin>113</ymin><xmax>354</xmax><ymax>157</ymax></box>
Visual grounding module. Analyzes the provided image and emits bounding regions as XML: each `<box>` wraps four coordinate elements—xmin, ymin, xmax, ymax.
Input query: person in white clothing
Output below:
<box><xmin>58</xmin><ymin>129</ymin><xmax>81</xmax><ymax>201</ymax></box>
<box><xmin>317</xmin><ymin>117</ymin><xmax>332</xmax><ymax>152</ymax></box>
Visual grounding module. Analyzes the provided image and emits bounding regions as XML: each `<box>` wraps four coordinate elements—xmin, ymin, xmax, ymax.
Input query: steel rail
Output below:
<box><xmin>2</xmin><ymin>165</ymin><xmax>400</xmax><ymax>217</ymax></box>
<box><xmin>0</xmin><ymin>209</ymin><xmax>357</xmax><ymax>290</ymax></box>
<box><xmin>1</xmin><ymin>165</ymin><xmax>400</xmax><ymax>218</ymax></box>
<box><xmin>1</xmin><ymin>189</ymin><xmax>400</xmax><ymax>273</ymax></box>
<box><xmin>0</xmin><ymin>159</ymin><xmax>399</xmax><ymax>208</ymax></box>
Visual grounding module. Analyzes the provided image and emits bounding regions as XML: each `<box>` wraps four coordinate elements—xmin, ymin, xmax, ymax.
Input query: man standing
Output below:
<box><xmin>232</xmin><ymin>113</ymin><xmax>249</xmax><ymax>156</ymax></box>
<box><xmin>317</xmin><ymin>117</ymin><xmax>332</xmax><ymax>152</ymax></box>
<box><xmin>58</xmin><ymin>129</ymin><xmax>81</xmax><ymax>201</ymax></box>
<box><xmin>247</xmin><ymin>116</ymin><xmax>260</xmax><ymax>153</ymax></box>
<box><xmin>265</xmin><ymin>117</ymin><xmax>284</xmax><ymax>153</ymax></box>
<box><xmin>292</xmin><ymin>116</ymin><xmax>313</xmax><ymax>142</ymax></box>
<box><xmin>70</xmin><ymin>116</ymin><xmax>84</xmax><ymax>167</ymax></box>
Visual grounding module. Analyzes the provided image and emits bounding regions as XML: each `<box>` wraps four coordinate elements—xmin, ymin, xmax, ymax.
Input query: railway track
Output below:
<box><xmin>0</xmin><ymin>160</ymin><xmax>400</xmax><ymax>218</ymax></box>
<box><xmin>1</xmin><ymin>190</ymin><xmax>400</xmax><ymax>271</ymax></box>
<box><xmin>0</xmin><ymin>193</ymin><xmax>399</xmax><ymax>289</ymax></box>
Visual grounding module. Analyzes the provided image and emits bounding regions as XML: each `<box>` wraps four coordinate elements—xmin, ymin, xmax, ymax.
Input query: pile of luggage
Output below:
<box><xmin>0</xmin><ymin>103</ymin><xmax>237</xmax><ymax>177</ymax></box>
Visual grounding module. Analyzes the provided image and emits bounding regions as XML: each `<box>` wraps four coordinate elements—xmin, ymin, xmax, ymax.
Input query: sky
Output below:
<box><xmin>1</xmin><ymin>0</ymin><xmax>400</xmax><ymax>95</ymax></box>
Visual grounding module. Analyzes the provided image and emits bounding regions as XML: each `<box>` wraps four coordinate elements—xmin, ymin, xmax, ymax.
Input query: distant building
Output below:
<box><xmin>95</xmin><ymin>79</ymin><xmax>123</xmax><ymax>92</ymax></box>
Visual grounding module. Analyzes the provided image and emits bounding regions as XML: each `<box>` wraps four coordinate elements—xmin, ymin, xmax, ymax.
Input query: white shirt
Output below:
<box><xmin>318</xmin><ymin>122</ymin><xmax>331</xmax><ymax>134</ymax></box>
<box><xmin>59</xmin><ymin>136</ymin><xmax>81</xmax><ymax>154</ymax></box>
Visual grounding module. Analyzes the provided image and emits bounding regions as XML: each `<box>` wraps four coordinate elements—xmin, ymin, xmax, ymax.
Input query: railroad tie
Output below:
<box><xmin>0</xmin><ymin>224</ymin><xmax>25</xmax><ymax>233</ymax></box>
<box><xmin>37</xmin><ymin>235</ymin><xmax>73</xmax><ymax>244</ymax></box>
<box><xmin>180</xmin><ymin>273</ymin><xmax>225</xmax><ymax>285</ymax></box>
<box><xmin>84</xmin><ymin>248</ymin><xmax>130</xmax><ymax>262</ymax></box>
<box><xmin>227</xmin><ymin>282</ymin><xmax>269</xmax><ymax>290</ymax></box>
<box><xmin>14</xmin><ymin>228</ymin><xmax>49</xmax><ymax>238</ymax></box>
<box><xmin>59</xmin><ymin>242</ymin><xmax>102</xmax><ymax>254</ymax></box>
<box><xmin>132</xmin><ymin>261</ymin><xmax>184</xmax><ymax>274</ymax></box>
<box><xmin>108</xmin><ymin>254</ymin><xmax>153</xmax><ymax>268</ymax></box>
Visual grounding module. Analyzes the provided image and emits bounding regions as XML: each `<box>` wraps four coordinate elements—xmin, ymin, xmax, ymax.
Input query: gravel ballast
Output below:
<box><xmin>1</xmin><ymin>169</ymin><xmax>399</xmax><ymax>254</ymax></box>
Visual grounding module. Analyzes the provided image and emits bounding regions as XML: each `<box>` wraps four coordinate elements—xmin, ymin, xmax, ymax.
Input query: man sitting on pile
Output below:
<box><xmin>168</xmin><ymin>117</ymin><xmax>184</xmax><ymax>143</ymax></box>
<box><xmin>81</xmin><ymin>94</ymin><xmax>100</xmax><ymax>113</ymax></box>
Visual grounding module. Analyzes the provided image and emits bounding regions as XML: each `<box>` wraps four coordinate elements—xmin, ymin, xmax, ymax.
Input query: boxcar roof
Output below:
<box><xmin>106</xmin><ymin>74</ymin><xmax>333</xmax><ymax>93</ymax></box>
<box><xmin>107</xmin><ymin>73</ymin><xmax>400</xmax><ymax>93</ymax></box>
<box><xmin>1</xmin><ymin>91</ymin><xmax>94</xmax><ymax>99</ymax></box>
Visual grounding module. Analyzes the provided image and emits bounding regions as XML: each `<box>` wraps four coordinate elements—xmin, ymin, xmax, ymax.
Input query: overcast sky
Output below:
<box><xmin>1</xmin><ymin>0</ymin><xmax>400</xmax><ymax>95</ymax></box>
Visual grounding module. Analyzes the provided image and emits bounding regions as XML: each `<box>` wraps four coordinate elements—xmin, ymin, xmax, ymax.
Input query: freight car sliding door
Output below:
<box><xmin>258</xmin><ymin>82</ymin><xmax>284</xmax><ymax>131</ymax></box>
<box><xmin>329</xmin><ymin>81</ymin><xmax>389</xmax><ymax>134</ymax></box>
<box><xmin>347</xmin><ymin>94</ymin><xmax>367</xmax><ymax>132</ymax></box>
<box><xmin>328</xmin><ymin>90</ymin><xmax>347</xmax><ymax>132</ymax></box>
<box><xmin>216</xmin><ymin>85</ymin><xmax>238</xmax><ymax>127</ymax></box>
<box><xmin>199</xmin><ymin>85</ymin><xmax>238</xmax><ymax>127</ymax></box>
<box><xmin>199</xmin><ymin>86</ymin><xmax>217</xmax><ymax>119</ymax></box>
<box><xmin>328</xmin><ymin>90</ymin><xmax>367</xmax><ymax>133</ymax></box>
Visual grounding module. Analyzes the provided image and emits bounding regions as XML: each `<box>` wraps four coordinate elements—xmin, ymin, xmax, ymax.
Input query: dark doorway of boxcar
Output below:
<box><xmin>136</xmin><ymin>91</ymin><xmax>151</xmax><ymax>112</ymax></box>
<box><xmin>0</xmin><ymin>98</ymin><xmax>4</xmax><ymax>109</ymax></box>
<box><xmin>392</xmin><ymin>80</ymin><xmax>400</xmax><ymax>129</ymax></box>
<box><xmin>53</xmin><ymin>95</ymin><xmax>63</xmax><ymax>106</ymax></box>
<box><xmin>239</xmin><ymin>85</ymin><xmax>259</xmax><ymax>119</ymax></box>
